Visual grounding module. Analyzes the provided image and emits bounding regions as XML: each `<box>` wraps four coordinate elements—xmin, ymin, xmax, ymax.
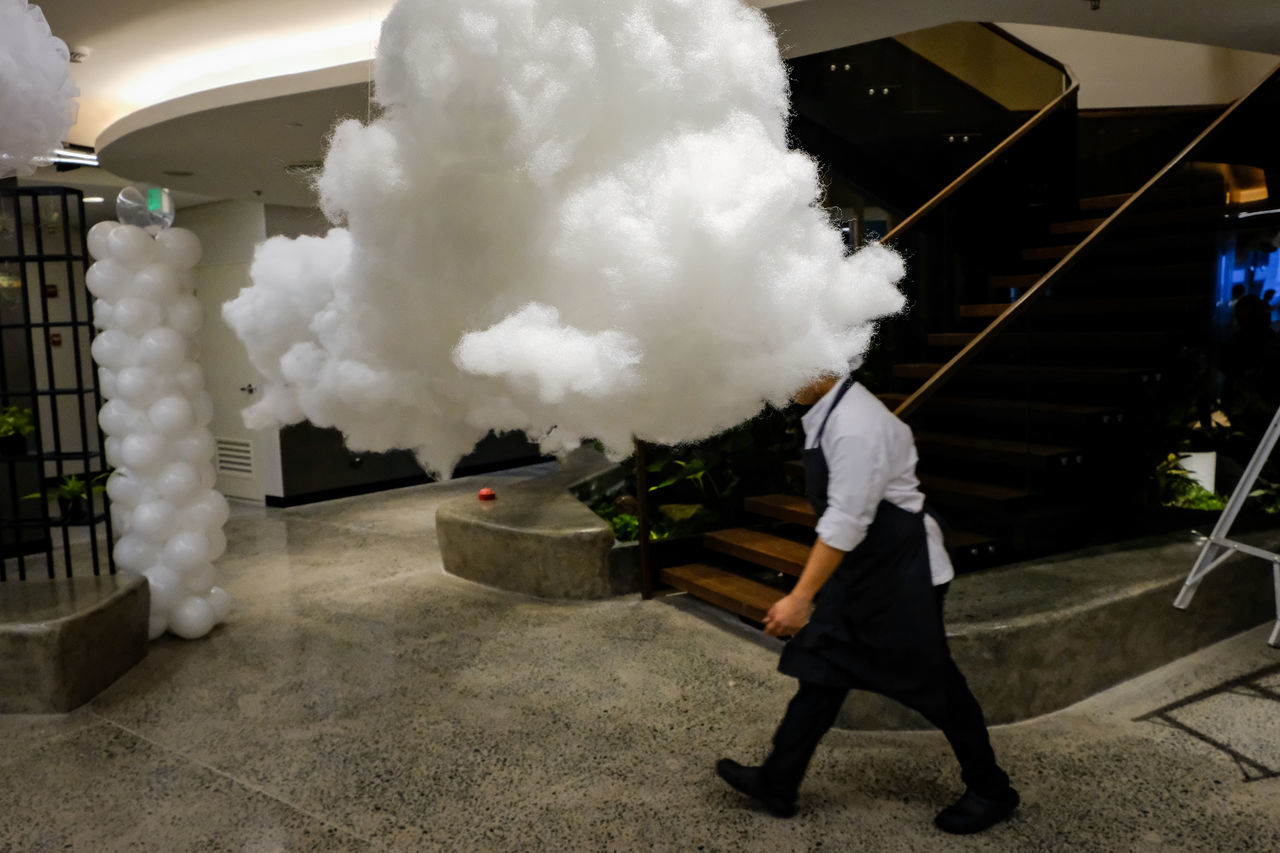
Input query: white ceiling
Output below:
<box><xmin>30</xmin><ymin>0</ymin><xmax>1280</xmax><ymax>209</ymax></box>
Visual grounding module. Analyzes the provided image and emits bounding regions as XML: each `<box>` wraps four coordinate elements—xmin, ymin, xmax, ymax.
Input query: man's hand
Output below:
<box><xmin>763</xmin><ymin>593</ymin><xmax>812</xmax><ymax>638</ymax></box>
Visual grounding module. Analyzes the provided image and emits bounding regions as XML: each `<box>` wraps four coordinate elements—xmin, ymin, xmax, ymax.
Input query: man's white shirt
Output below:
<box><xmin>801</xmin><ymin>380</ymin><xmax>956</xmax><ymax>586</ymax></box>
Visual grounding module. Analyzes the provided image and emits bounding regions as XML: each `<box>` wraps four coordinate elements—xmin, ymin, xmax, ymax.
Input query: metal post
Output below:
<box><xmin>635</xmin><ymin>439</ymin><xmax>654</xmax><ymax>600</ymax></box>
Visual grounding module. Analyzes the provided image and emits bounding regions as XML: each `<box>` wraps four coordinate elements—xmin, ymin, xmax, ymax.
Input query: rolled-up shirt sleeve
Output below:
<box><xmin>814</xmin><ymin>428</ymin><xmax>887</xmax><ymax>553</ymax></box>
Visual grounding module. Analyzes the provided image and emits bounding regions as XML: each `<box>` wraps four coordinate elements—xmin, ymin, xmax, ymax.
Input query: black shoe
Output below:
<box><xmin>715</xmin><ymin>759</ymin><xmax>797</xmax><ymax>818</ymax></box>
<box><xmin>934</xmin><ymin>787</ymin><xmax>1020</xmax><ymax>834</ymax></box>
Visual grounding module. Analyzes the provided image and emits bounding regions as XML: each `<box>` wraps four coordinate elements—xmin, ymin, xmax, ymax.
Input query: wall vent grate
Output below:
<box><xmin>215</xmin><ymin>437</ymin><xmax>255</xmax><ymax>479</ymax></box>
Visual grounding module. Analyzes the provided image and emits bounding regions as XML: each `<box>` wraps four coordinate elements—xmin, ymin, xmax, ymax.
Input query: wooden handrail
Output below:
<box><xmin>890</xmin><ymin>61</ymin><xmax>1280</xmax><ymax>422</ymax></box>
<box><xmin>879</xmin><ymin>76</ymin><xmax>1078</xmax><ymax>246</ymax></box>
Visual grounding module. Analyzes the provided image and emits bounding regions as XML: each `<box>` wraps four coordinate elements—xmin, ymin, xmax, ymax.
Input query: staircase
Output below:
<box><xmin>644</xmin><ymin>31</ymin><xmax>1280</xmax><ymax>621</ymax></box>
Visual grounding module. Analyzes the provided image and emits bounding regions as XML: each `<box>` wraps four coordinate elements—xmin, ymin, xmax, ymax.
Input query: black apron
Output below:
<box><xmin>778</xmin><ymin>376</ymin><xmax>952</xmax><ymax>715</ymax></box>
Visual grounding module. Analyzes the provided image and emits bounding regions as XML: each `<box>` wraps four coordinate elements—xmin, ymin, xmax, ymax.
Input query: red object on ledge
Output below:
<box><xmin>477</xmin><ymin>487</ymin><xmax>496</xmax><ymax>501</ymax></box>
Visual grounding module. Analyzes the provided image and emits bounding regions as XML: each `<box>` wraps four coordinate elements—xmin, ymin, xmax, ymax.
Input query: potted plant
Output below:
<box><xmin>0</xmin><ymin>404</ymin><xmax>35</xmax><ymax>456</ymax></box>
<box><xmin>24</xmin><ymin>472</ymin><xmax>108</xmax><ymax>521</ymax></box>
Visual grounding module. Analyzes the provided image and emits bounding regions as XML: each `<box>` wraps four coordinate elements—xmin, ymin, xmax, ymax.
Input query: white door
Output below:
<box><xmin>183</xmin><ymin>201</ymin><xmax>282</xmax><ymax>502</ymax></box>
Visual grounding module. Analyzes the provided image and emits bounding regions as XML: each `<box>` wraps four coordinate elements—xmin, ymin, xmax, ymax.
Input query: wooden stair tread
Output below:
<box><xmin>879</xmin><ymin>394</ymin><xmax>1121</xmax><ymax>423</ymax></box>
<box><xmin>927</xmin><ymin>331</ymin><xmax>1174</xmax><ymax>349</ymax></box>
<box><xmin>915</xmin><ymin>432</ymin><xmax>1079</xmax><ymax>457</ymax></box>
<box><xmin>1022</xmin><ymin>244</ymin><xmax>1073</xmax><ymax>262</ymax></box>
<box><xmin>660</xmin><ymin>563</ymin><xmax>784</xmax><ymax>622</ymax></box>
<box><xmin>919</xmin><ymin>474</ymin><xmax>1036</xmax><ymax>503</ymax></box>
<box><xmin>1078</xmin><ymin>193</ymin><xmax>1131</xmax><ymax>211</ymax></box>
<box><xmin>958</xmin><ymin>295</ymin><xmax>1204</xmax><ymax>318</ymax></box>
<box><xmin>944</xmin><ymin>527</ymin><xmax>999</xmax><ymax>550</ymax></box>
<box><xmin>893</xmin><ymin>362</ymin><xmax>1161</xmax><ymax>384</ymax></box>
<box><xmin>744</xmin><ymin>494</ymin><xmax>818</xmax><ymax>527</ymax></box>
<box><xmin>988</xmin><ymin>273</ymin><xmax>1041</xmax><ymax>290</ymax></box>
<box><xmin>1050</xmin><ymin>217</ymin><xmax>1107</xmax><ymax>235</ymax></box>
<box><xmin>704</xmin><ymin>528</ymin><xmax>808</xmax><ymax>576</ymax></box>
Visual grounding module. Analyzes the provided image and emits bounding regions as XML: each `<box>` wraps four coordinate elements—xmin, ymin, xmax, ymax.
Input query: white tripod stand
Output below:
<box><xmin>1174</xmin><ymin>405</ymin><xmax>1280</xmax><ymax>648</ymax></box>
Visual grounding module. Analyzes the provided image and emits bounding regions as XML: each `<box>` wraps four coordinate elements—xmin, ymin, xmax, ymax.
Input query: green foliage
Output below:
<box><xmin>0</xmin><ymin>405</ymin><xmax>34</xmax><ymax>438</ymax></box>
<box><xmin>588</xmin><ymin>404</ymin><xmax>805</xmax><ymax>541</ymax></box>
<box><xmin>1154</xmin><ymin>452</ymin><xmax>1280</xmax><ymax>514</ymax></box>
<box><xmin>24</xmin><ymin>472</ymin><xmax>109</xmax><ymax>503</ymax></box>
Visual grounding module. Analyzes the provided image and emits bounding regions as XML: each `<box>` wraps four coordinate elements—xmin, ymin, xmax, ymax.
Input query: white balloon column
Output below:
<box><xmin>86</xmin><ymin>218</ymin><xmax>232</xmax><ymax>640</ymax></box>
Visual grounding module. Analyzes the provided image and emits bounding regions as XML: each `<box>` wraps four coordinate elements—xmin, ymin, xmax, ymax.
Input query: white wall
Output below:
<box><xmin>997</xmin><ymin>23</ymin><xmax>1279</xmax><ymax>109</ymax></box>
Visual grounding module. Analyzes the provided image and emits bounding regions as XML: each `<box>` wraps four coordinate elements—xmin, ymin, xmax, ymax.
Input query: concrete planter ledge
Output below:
<box><xmin>837</xmin><ymin>527</ymin><xmax>1280</xmax><ymax>729</ymax></box>
<box><xmin>437</xmin><ymin>452</ymin><xmax>641</xmax><ymax>599</ymax></box>
<box><xmin>0</xmin><ymin>573</ymin><xmax>149</xmax><ymax>714</ymax></box>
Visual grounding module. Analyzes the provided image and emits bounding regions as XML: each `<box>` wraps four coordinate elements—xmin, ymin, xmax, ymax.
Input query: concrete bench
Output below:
<box><xmin>0</xmin><ymin>573</ymin><xmax>149</xmax><ymax>714</ymax></box>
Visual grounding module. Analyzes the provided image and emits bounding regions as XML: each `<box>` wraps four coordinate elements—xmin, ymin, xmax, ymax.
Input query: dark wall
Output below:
<box><xmin>1076</xmin><ymin>105</ymin><xmax>1221</xmax><ymax>196</ymax></box>
<box><xmin>273</xmin><ymin>423</ymin><xmax>545</xmax><ymax>506</ymax></box>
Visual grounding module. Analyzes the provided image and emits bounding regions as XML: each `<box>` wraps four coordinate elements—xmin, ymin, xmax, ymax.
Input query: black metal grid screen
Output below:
<box><xmin>0</xmin><ymin>181</ymin><xmax>114</xmax><ymax>580</ymax></box>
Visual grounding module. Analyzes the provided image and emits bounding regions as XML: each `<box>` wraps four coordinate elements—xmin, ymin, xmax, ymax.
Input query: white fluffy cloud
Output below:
<box><xmin>224</xmin><ymin>0</ymin><xmax>906</xmax><ymax>476</ymax></box>
<box><xmin>0</xmin><ymin>0</ymin><xmax>78</xmax><ymax>178</ymax></box>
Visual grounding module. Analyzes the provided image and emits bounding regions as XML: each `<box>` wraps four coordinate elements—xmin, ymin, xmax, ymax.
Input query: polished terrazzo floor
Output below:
<box><xmin>3</xmin><ymin>464</ymin><xmax>1279</xmax><ymax>852</ymax></box>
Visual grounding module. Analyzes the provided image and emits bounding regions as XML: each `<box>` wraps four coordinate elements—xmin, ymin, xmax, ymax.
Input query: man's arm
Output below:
<box><xmin>762</xmin><ymin>537</ymin><xmax>847</xmax><ymax>637</ymax></box>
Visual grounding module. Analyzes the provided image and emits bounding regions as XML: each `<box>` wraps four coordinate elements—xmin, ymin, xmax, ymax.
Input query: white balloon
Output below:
<box><xmin>114</xmin><ymin>534</ymin><xmax>158</xmax><ymax>570</ymax></box>
<box><xmin>85</xmin><ymin>258</ymin><xmax>128</xmax><ymax>301</ymax></box>
<box><xmin>131</xmin><ymin>500</ymin><xmax>177</xmax><ymax>542</ymax></box>
<box><xmin>162</xmin><ymin>531</ymin><xmax>211</xmax><ymax>572</ymax></box>
<box><xmin>98</xmin><ymin>399</ymin><xmax>141</xmax><ymax>437</ymax></box>
<box><xmin>184</xmin><ymin>490</ymin><xmax>230</xmax><ymax>529</ymax></box>
<box><xmin>193</xmin><ymin>392</ymin><xmax>214</xmax><ymax>426</ymax></box>
<box><xmin>137</xmin><ymin>328</ymin><xmax>187</xmax><ymax>368</ymax></box>
<box><xmin>112</xmin><ymin>297</ymin><xmax>164</xmax><ymax>335</ymax></box>
<box><xmin>105</xmin><ymin>470</ymin><xmax>148</xmax><ymax>507</ymax></box>
<box><xmin>87</xmin><ymin>221</ymin><xmax>120</xmax><ymax>261</ymax></box>
<box><xmin>103</xmin><ymin>436</ymin><xmax>124</xmax><ymax>468</ymax></box>
<box><xmin>166</xmin><ymin>295</ymin><xmax>203</xmax><ymax>335</ymax></box>
<box><xmin>173</xmin><ymin>362</ymin><xmax>205</xmax><ymax>396</ymax></box>
<box><xmin>90</xmin><ymin>329</ymin><xmax>139</xmax><ymax>370</ymax></box>
<box><xmin>148</xmin><ymin>395</ymin><xmax>195</xmax><ymax>436</ymax></box>
<box><xmin>147</xmin><ymin>612</ymin><xmax>168</xmax><ymax>641</ymax></box>
<box><xmin>131</xmin><ymin>264</ymin><xmax>179</xmax><ymax>304</ymax></box>
<box><xmin>111</xmin><ymin>504</ymin><xmax>130</xmax><ymax>534</ymax></box>
<box><xmin>154</xmin><ymin>228</ymin><xmax>202</xmax><ymax>269</ymax></box>
<box><xmin>174</xmin><ymin>430</ymin><xmax>215</xmax><ymax>464</ymax></box>
<box><xmin>207</xmin><ymin>586</ymin><xmax>232</xmax><ymax>622</ymax></box>
<box><xmin>116</xmin><ymin>366</ymin><xmax>162</xmax><ymax>406</ymax></box>
<box><xmin>169</xmin><ymin>595</ymin><xmax>216</xmax><ymax>639</ymax></box>
<box><xmin>142</xmin><ymin>564</ymin><xmax>185</xmax><ymax>611</ymax></box>
<box><xmin>92</xmin><ymin>299</ymin><xmax>116</xmax><ymax>331</ymax></box>
<box><xmin>155</xmin><ymin>460</ymin><xmax>201</xmax><ymax>501</ymax></box>
<box><xmin>119</xmin><ymin>431</ymin><xmax>168</xmax><ymax>473</ymax></box>
<box><xmin>206</xmin><ymin>526</ymin><xmax>227</xmax><ymax>561</ymax></box>
<box><xmin>106</xmin><ymin>224</ymin><xmax>154</xmax><ymax>269</ymax></box>
<box><xmin>198</xmin><ymin>465</ymin><xmax>216</xmax><ymax>489</ymax></box>
<box><xmin>182</xmin><ymin>561</ymin><xmax>217</xmax><ymax>594</ymax></box>
<box><xmin>98</xmin><ymin>367</ymin><xmax>118</xmax><ymax>399</ymax></box>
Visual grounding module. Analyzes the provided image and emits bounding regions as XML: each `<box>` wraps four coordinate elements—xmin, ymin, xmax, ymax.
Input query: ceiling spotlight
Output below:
<box><xmin>83</xmin><ymin>197</ymin><xmax>104</xmax><ymax>203</ymax></box>
<box><xmin>1088</xmin><ymin>0</ymin><xmax>1100</xmax><ymax>8</ymax></box>
<box><xmin>51</xmin><ymin>148</ymin><xmax>98</xmax><ymax>167</ymax></box>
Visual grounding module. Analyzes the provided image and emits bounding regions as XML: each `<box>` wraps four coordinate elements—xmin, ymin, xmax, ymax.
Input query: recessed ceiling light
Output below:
<box><xmin>83</xmin><ymin>197</ymin><xmax>105</xmax><ymax>203</ymax></box>
<box><xmin>161</xmin><ymin>169</ymin><xmax>194</xmax><ymax>177</ymax></box>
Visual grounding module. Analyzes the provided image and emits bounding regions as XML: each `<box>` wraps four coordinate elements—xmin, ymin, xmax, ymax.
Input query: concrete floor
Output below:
<box><xmin>2</xmin><ymin>464</ymin><xmax>1279</xmax><ymax>852</ymax></box>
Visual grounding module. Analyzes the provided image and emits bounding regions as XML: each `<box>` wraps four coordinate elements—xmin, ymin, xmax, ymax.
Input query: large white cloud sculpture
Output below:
<box><xmin>224</xmin><ymin>0</ymin><xmax>907</xmax><ymax>476</ymax></box>
<box><xmin>0</xmin><ymin>0</ymin><xmax>79</xmax><ymax>179</ymax></box>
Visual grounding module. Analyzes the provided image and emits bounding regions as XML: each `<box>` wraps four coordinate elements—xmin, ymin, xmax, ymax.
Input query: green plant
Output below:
<box><xmin>1154</xmin><ymin>453</ymin><xmax>1227</xmax><ymax>511</ymax></box>
<box><xmin>0</xmin><ymin>405</ymin><xmax>34</xmax><ymax>438</ymax></box>
<box><xmin>587</xmin><ymin>403</ymin><xmax>806</xmax><ymax>541</ymax></box>
<box><xmin>24</xmin><ymin>472</ymin><xmax>109</xmax><ymax>503</ymax></box>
